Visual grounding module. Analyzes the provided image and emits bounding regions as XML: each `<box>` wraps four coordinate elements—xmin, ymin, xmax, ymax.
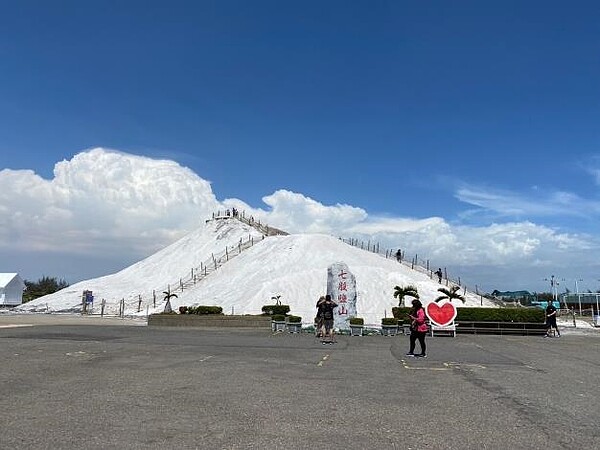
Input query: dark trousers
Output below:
<box><xmin>409</xmin><ymin>331</ymin><xmax>426</xmax><ymax>355</ymax></box>
<box><xmin>546</xmin><ymin>319</ymin><xmax>560</xmax><ymax>335</ymax></box>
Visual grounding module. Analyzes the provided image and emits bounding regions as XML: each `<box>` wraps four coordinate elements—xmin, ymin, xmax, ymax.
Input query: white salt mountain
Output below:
<box><xmin>17</xmin><ymin>217</ymin><xmax>496</xmax><ymax>325</ymax></box>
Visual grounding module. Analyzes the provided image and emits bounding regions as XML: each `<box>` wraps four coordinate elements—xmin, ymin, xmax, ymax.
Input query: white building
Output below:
<box><xmin>0</xmin><ymin>273</ymin><xmax>26</xmax><ymax>307</ymax></box>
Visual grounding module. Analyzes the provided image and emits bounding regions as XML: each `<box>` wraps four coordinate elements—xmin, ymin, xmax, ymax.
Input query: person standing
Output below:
<box><xmin>321</xmin><ymin>295</ymin><xmax>338</xmax><ymax>344</ymax></box>
<box><xmin>545</xmin><ymin>300</ymin><xmax>561</xmax><ymax>337</ymax></box>
<box><xmin>435</xmin><ymin>268</ymin><xmax>443</xmax><ymax>284</ymax></box>
<box><xmin>406</xmin><ymin>299</ymin><xmax>428</xmax><ymax>357</ymax></box>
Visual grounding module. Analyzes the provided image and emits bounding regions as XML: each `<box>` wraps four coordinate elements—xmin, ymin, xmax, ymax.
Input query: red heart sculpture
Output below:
<box><xmin>426</xmin><ymin>301</ymin><xmax>457</xmax><ymax>327</ymax></box>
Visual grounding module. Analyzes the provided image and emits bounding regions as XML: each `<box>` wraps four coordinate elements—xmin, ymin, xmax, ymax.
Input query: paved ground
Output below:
<box><xmin>0</xmin><ymin>314</ymin><xmax>599</xmax><ymax>450</ymax></box>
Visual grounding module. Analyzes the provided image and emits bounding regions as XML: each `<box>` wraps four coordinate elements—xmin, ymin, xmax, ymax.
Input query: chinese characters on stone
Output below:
<box><xmin>337</xmin><ymin>269</ymin><xmax>348</xmax><ymax>315</ymax></box>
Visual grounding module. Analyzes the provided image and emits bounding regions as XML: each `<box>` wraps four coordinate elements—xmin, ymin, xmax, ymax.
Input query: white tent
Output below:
<box><xmin>0</xmin><ymin>273</ymin><xmax>25</xmax><ymax>306</ymax></box>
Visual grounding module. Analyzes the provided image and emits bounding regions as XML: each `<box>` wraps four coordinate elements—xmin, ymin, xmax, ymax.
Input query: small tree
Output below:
<box><xmin>271</xmin><ymin>294</ymin><xmax>282</xmax><ymax>306</ymax></box>
<box><xmin>23</xmin><ymin>276</ymin><xmax>69</xmax><ymax>303</ymax></box>
<box><xmin>393</xmin><ymin>285</ymin><xmax>419</xmax><ymax>307</ymax></box>
<box><xmin>163</xmin><ymin>291</ymin><xmax>178</xmax><ymax>313</ymax></box>
<box><xmin>435</xmin><ymin>285</ymin><xmax>465</xmax><ymax>304</ymax></box>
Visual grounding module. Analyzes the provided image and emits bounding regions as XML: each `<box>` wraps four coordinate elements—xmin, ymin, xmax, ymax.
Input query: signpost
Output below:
<box><xmin>81</xmin><ymin>290</ymin><xmax>93</xmax><ymax>314</ymax></box>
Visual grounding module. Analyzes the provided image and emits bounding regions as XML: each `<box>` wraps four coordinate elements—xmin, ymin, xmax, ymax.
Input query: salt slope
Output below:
<box><xmin>172</xmin><ymin>233</ymin><xmax>496</xmax><ymax>326</ymax></box>
<box><xmin>16</xmin><ymin>219</ymin><xmax>264</xmax><ymax>312</ymax></box>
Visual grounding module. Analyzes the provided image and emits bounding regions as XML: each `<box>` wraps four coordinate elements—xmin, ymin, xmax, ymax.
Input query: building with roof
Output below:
<box><xmin>0</xmin><ymin>273</ymin><xmax>25</xmax><ymax>307</ymax></box>
<box><xmin>559</xmin><ymin>292</ymin><xmax>600</xmax><ymax>315</ymax></box>
<box><xmin>490</xmin><ymin>290</ymin><xmax>536</xmax><ymax>304</ymax></box>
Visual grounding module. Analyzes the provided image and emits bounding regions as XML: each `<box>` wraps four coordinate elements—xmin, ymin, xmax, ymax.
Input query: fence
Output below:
<box><xmin>338</xmin><ymin>237</ymin><xmax>489</xmax><ymax>304</ymax></box>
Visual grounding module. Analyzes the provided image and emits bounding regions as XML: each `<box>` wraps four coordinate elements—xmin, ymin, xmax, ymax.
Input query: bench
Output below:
<box><xmin>456</xmin><ymin>321</ymin><xmax>547</xmax><ymax>336</ymax></box>
<box><xmin>430</xmin><ymin>322</ymin><xmax>456</xmax><ymax>337</ymax></box>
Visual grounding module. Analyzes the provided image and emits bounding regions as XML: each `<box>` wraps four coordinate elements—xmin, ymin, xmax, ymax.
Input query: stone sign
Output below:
<box><xmin>327</xmin><ymin>262</ymin><xmax>357</xmax><ymax>330</ymax></box>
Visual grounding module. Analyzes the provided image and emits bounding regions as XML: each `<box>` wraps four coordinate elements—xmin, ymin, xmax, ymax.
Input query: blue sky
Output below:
<box><xmin>1</xmin><ymin>1</ymin><xmax>600</xmax><ymax>293</ymax></box>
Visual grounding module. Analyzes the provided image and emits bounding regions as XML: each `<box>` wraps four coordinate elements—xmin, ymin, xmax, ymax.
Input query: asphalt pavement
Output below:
<box><xmin>0</xmin><ymin>314</ymin><xmax>599</xmax><ymax>450</ymax></box>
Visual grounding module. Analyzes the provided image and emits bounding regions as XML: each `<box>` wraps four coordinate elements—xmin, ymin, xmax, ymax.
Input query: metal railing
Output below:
<box><xmin>338</xmin><ymin>237</ymin><xmax>491</xmax><ymax>305</ymax></box>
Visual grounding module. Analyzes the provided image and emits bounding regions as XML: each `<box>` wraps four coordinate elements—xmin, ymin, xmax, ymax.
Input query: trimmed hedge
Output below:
<box><xmin>179</xmin><ymin>305</ymin><xmax>223</xmax><ymax>315</ymax></box>
<box><xmin>381</xmin><ymin>317</ymin><xmax>400</xmax><ymax>326</ymax></box>
<box><xmin>455</xmin><ymin>307</ymin><xmax>545</xmax><ymax>322</ymax></box>
<box><xmin>272</xmin><ymin>314</ymin><xmax>286</xmax><ymax>322</ymax></box>
<box><xmin>261</xmin><ymin>304</ymin><xmax>291</xmax><ymax>316</ymax></box>
<box><xmin>286</xmin><ymin>315</ymin><xmax>302</xmax><ymax>323</ymax></box>
<box><xmin>392</xmin><ymin>306</ymin><xmax>545</xmax><ymax>323</ymax></box>
<box><xmin>349</xmin><ymin>317</ymin><xmax>364</xmax><ymax>325</ymax></box>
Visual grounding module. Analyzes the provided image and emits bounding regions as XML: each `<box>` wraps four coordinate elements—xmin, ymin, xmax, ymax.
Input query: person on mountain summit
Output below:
<box><xmin>395</xmin><ymin>249</ymin><xmax>402</xmax><ymax>262</ymax></box>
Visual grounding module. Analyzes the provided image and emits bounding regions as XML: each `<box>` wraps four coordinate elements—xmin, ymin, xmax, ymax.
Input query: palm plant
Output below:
<box><xmin>393</xmin><ymin>285</ymin><xmax>419</xmax><ymax>307</ymax></box>
<box><xmin>163</xmin><ymin>291</ymin><xmax>178</xmax><ymax>313</ymax></box>
<box><xmin>434</xmin><ymin>285</ymin><xmax>465</xmax><ymax>303</ymax></box>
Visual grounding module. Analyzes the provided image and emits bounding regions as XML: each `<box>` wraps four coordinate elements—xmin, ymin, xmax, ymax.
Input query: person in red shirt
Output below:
<box><xmin>406</xmin><ymin>299</ymin><xmax>428</xmax><ymax>358</ymax></box>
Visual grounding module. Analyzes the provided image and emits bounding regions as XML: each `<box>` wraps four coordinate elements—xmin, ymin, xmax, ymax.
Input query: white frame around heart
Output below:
<box><xmin>425</xmin><ymin>300</ymin><xmax>457</xmax><ymax>327</ymax></box>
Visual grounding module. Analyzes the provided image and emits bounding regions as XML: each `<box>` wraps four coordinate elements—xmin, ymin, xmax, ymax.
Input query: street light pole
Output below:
<box><xmin>545</xmin><ymin>275</ymin><xmax>558</xmax><ymax>302</ymax></box>
<box><xmin>545</xmin><ymin>275</ymin><xmax>567</xmax><ymax>309</ymax></box>
<box><xmin>575</xmin><ymin>278</ymin><xmax>583</xmax><ymax>316</ymax></box>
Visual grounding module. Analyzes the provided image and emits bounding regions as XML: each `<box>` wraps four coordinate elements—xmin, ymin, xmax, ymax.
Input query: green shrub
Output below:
<box><xmin>261</xmin><ymin>304</ymin><xmax>291</xmax><ymax>316</ymax></box>
<box><xmin>287</xmin><ymin>315</ymin><xmax>302</xmax><ymax>323</ymax></box>
<box><xmin>392</xmin><ymin>306</ymin><xmax>544</xmax><ymax>322</ymax></box>
<box><xmin>272</xmin><ymin>314</ymin><xmax>286</xmax><ymax>322</ymax></box>
<box><xmin>349</xmin><ymin>317</ymin><xmax>364</xmax><ymax>325</ymax></box>
<box><xmin>381</xmin><ymin>317</ymin><xmax>399</xmax><ymax>326</ymax></box>
<box><xmin>186</xmin><ymin>306</ymin><xmax>223</xmax><ymax>315</ymax></box>
<box><xmin>455</xmin><ymin>307</ymin><xmax>544</xmax><ymax>322</ymax></box>
<box><xmin>178</xmin><ymin>306</ymin><xmax>188</xmax><ymax>314</ymax></box>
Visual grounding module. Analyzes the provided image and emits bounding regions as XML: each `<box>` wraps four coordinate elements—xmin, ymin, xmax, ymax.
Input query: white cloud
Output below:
<box><xmin>221</xmin><ymin>190</ymin><xmax>368</xmax><ymax>235</ymax></box>
<box><xmin>0</xmin><ymin>148</ymin><xmax>220</xmax><ymax>256</ymax></box>
<box><xmin>455</xmin><ymin>184</ymin><xmax>600</xmax><ymax>218</ymax></box>
<box><xmin>259</xmin><ymin>190</ymin><xmax>367</xmax><ymax>233</ymax></box>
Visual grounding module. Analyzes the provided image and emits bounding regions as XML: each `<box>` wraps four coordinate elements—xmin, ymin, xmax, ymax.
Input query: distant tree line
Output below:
<box><xmin>22</xmin><ymin>276</ymin><xmax>69</xmax><ymax>303</ymax></box>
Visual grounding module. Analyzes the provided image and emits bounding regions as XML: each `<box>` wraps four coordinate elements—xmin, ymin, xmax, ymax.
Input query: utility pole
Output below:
<box><xmin>574</xmin><ymin>278</ymin><xmax>583</xmax><ymax>316</ymax></box>
<box><xmin>544</xmin><ymin>275</ymin><xmax>566</xmax><ymax>308</ymax></box>
<box><xmin>544</xmin><ymin>275</ymin><xmax>558</xmax><ymax>302</ymax></box>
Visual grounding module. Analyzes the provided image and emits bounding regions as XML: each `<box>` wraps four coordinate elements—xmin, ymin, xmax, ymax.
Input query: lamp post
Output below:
<box><xmin>544</xmin><ymin>275</ymin><xmax>569</xmax><ymax>309</ymax></box>
<box><xmin>545</xmin><ymin>275</ymin><xmax>559</xmax><ymax>303</ymax></box>
<box><xmin>574</xmin><ymin>278</ymin><xmax>583</xmax><ymax>316</ymax></box>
